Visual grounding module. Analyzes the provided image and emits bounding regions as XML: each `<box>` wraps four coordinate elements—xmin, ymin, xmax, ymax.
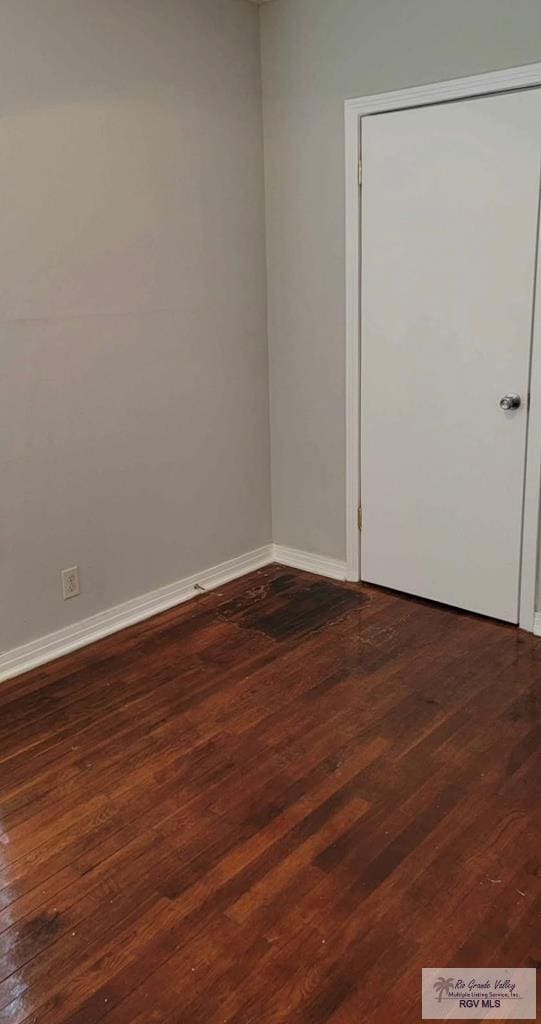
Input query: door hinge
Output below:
<box><xmin>358</xmin><ymin>506</ymin><xmax>363</xmax><ymax>531</ymax></box>
<box><xmin>358</xmin><ymin>159</ymin><xmax>363</xmax><ymax>187</ymax></box>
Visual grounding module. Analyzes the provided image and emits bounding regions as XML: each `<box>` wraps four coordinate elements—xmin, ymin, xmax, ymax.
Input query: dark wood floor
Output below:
<box><xmin>0</xmin><ymin>566</ymin><xmax>540</xmax><ymax>1024</ymax></box>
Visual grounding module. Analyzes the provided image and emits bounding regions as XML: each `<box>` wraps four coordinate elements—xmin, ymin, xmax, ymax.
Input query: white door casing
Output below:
<box><xmin>345</xmin><ymin>65</ymin><xmax>541</xmax><ymax>630</ymax></box>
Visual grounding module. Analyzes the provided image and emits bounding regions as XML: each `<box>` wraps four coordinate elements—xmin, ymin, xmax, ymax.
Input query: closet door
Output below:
<box><xmin>361</xmin><ymin>90</ymin><xmax>541</xmax><ymax>621</ymax></box>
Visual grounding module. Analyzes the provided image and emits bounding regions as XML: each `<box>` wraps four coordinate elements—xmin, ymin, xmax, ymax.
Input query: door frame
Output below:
<box><xmin>345</xmin><ymin>62</ymin><xmax>541</xmax><ymax>631</ymax></box>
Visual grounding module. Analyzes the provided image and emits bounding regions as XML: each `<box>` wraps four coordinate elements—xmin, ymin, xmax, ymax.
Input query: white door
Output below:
<box><xmin>361</xmin><ymin>90</ymin><xmax>541</xmax><ymax>622</ymax></box>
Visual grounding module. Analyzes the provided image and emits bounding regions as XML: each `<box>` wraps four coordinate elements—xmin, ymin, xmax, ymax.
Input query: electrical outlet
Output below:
<box><xmin>61</xmin><ymin>566</ymin><xmax>80</xmax><ymax>600</ymax></box>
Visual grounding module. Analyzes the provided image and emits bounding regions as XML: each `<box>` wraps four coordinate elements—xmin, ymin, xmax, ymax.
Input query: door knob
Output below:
<box><xmin>499</xmin><ymin>393</ymin><xmax>521</xmax><ymax>411</ymax></box>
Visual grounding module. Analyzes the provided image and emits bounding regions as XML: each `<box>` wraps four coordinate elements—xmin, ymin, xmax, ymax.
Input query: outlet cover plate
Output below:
<box><xmin>61</xmin><ymin>566</ymin><xmax>80</xmax><ymax>600</ymax></box>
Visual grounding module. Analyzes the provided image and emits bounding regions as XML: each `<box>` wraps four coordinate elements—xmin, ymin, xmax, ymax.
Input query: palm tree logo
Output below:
<box><xmin>433</xmin><ymin>977</ymin><xmax>454</xmax><ymax>1003</ymax></box>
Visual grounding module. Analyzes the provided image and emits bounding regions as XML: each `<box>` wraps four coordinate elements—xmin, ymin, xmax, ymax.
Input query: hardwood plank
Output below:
<box><xmin>0</xmin><ymin>566</ymin><xmax>538</xmax><ymax>1024</ymax></box>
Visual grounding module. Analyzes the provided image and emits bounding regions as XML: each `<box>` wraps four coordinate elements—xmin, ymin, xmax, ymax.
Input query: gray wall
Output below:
<box><xmin>260</xmin><ymin>0</ymin><xmax>541</xmax><ymax>600</ymax></box>
<box><xmin>3</xmin><ymin>0</ymin><xmax>541</xmax><ymax>656</ymax></box>
<box><xmin>1</xmin><ymin>0</ymin><xmax>271</xmax><ymax>652</ymax></box>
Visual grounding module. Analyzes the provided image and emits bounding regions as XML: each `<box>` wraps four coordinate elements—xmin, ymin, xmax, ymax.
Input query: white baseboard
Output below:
<box><xmin>0</xmin><ymin>545</ymin><xmax>274</xmax><ymax>684</ymax></box>
<box><xmin>272</xmin><ymin>544</ymin><xmax>348</xmax><ymax>581</ymax></box>
<box><xmin>0</xmin><ymin>543</ymin><xmax>351</xmax><ymax>684</ymax></box>
<box><xmin>7</xmin><ymin>537</ymin><xmax>532</xmax><ymax>683</ymax></box>
<box><xmin>534</xmin><ymin>613</ymin><xmax>541</xmax><ymax>637</ymax></box>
